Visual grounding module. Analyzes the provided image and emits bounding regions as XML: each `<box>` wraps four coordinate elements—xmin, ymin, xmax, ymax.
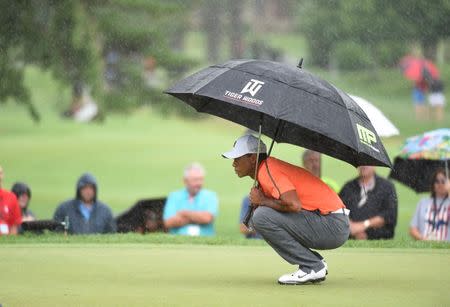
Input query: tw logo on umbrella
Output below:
<box><xmin>241</xmin><ymin>79</ymin><xmax>265</xmax><ymax>97</ymax></box>
<box><xmin>223</xmin><ymin>79</ymin><xmax>265</xmax><ymax>106</ymax></box>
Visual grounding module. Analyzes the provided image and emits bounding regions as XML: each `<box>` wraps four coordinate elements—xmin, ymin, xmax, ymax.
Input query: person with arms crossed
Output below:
<box><xmin>223</xmin><ymin>135</ymin><xmax>349</xmax><ymax>285</ymax></box>
<box><xmin>163</xmin><ymin>163</ymin><xmax>218</xmax><ymax>236</ymax></box>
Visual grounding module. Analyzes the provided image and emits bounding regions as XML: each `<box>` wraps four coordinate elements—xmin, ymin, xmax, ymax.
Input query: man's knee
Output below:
<box><xmin>252</xmin><ymin>206</ymin><xmax>274</xmax><ymax>231</ymax></box>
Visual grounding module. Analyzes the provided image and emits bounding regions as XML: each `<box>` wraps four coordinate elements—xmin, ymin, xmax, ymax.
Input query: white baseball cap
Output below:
<box><xmin>222</xmin><ymin>134</ymin><xmax>267</xmax><ymax>159</ymax></box>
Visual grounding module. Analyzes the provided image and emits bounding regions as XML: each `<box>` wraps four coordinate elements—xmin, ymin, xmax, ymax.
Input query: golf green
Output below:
<box><xmin>1</xmin><ymin>244</ymin><xmax>448</xmax><ymax>306</ymax></box>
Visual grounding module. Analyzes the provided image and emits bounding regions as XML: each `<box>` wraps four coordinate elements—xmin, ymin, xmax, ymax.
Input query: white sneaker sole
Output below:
<box><xmin>278</xmin><ymin>276</ymin><xmax>326</xmax><ymax>285</ymax></box>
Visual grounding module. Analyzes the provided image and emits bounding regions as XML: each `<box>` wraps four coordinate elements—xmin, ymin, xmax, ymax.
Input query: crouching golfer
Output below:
<box><xmin>223</xmin><ymin>135</ymin><xmax>350</xmax><ymax>285</ymax></box>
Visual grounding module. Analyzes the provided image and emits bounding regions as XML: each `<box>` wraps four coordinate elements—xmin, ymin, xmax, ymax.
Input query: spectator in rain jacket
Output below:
<box><xmin>53</xmin><ymin>173</ymin><xmax>116</xmax><ymax>234</ymax></box>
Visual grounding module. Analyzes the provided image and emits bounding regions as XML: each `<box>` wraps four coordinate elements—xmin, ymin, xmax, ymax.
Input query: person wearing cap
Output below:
<box><xmin>53</xmin><ymin>173</ymin><xmax>116</xmax><ymax>234</ymax></box>
<box><xmin>0</xmin><ymin>165</ymin><xmax>22</xmax><ymax>235</ymax></box>
<box><xmin>11</xmin><ymin>182</ymin><xmax>36</xmax><ymax>223</ymax></box>
<box><xmin>223</xmin><ymin>135</ymin><xmax>350</xmax><ymax>285</ymax></box>
<box><xmin>163</xmin><ymin>162</ymin><xmax>218</xmax><ymax>236</ymax></box>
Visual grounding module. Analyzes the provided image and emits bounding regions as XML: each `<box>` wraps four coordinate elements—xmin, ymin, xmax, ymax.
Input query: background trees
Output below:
<box><xmin>1</xmin><ymin>0</ymin><xmax>449</xmax><ymax>120</ymax></box>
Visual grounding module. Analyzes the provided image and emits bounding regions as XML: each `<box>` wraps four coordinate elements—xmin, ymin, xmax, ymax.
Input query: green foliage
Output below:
<box><xmin>333</xmin><ymin>41</ymin><xmax>372</xmax><ymax>70</ymax></box>
<box><xmin>0</xmin><ymin>0</ymin><xmax>102</xmax><ymax>121</ymax></box>
<box><xmin>297</xmin><ymin>0</ymin><xmax>450</xmax><ymax>70</ymax></box>
<box><xmin>395</xmin><ymin>0</ymin><xmax>450</xmax><ymax>57</ymax></box>
<box><xmin>298</xmin><ymin>0</ymin><xmax>341</xmax><ymax>68</ymax></box>
<box><xmin>91</xmin><ymin>0</ymin><xmax>198</xmax><ymax>116</ymax></box>
<box><xmin>376</xmin><ymin>41</ymin><xmax>409</xmax><ymax>68</ymax></box>
<box><xmin>0</xmin><ymin>0</ymin><xmax>197</xmax><ymax>120</ymax></box>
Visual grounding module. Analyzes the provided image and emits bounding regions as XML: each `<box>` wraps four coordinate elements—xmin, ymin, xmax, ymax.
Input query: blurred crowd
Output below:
<box><xmin>1</xmin><ymin>147</ymin><xmax>449</xmax><ymax>242</ymax></box>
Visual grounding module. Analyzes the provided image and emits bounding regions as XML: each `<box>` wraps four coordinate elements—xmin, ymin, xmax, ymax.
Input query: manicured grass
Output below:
<box><xmin>1</xmin><ymin>232</ymin><xmax>449</xmax><ymax>249</ymax></box>
<box><xmin>0</xmin><ymin>244</ymin><xmax>449</xmax><ymax>307</ymax></box>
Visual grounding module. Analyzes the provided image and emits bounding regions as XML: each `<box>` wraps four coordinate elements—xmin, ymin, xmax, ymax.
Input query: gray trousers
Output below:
<box><xmin>252</xmin><ymin>206</ymin><xmax>350</xmax><ymax>273</ymax></box>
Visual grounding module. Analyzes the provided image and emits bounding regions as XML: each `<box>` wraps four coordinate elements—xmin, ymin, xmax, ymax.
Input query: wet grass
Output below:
<box><xmin>1</xmin><ymin>232</ymin><xmax>449</xmax><ymax>249</ymax></box>
<box><xmin>0</xmin><ymin>244</ymin><xmax>449</xmax><ymax>307</ymax></box>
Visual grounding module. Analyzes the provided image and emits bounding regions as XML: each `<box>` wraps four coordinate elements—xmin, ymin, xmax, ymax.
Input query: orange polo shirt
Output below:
<box><xmin>257</xmin><ymin>157</ymin><xmax>345</xmax><ymax>214</ymax></box>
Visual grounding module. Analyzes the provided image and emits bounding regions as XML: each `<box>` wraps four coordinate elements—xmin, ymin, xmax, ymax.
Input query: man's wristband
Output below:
<box><xmin>363</xmin><ymin>219</ymin><xmax>371</xmax><ymax>229</ymax></box>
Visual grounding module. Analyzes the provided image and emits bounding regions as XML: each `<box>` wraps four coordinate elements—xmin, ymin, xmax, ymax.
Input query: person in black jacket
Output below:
<box><xmin>339</xmin><ymin>166</ymin><xmax>397</xmax><ymax>240</ymax></box>
<box><xmin>53</xmin><ymin>173</ymin><xmax>116</xmax><ymax>234</ymax></box>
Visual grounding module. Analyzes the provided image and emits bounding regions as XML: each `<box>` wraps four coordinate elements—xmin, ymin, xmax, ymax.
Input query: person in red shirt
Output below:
<box><xmin>0</xmin><ymin>165</ymin><xmax>22</xmax><ymax>235</ymax></box>
<box><xmin>223</xmin><ymin>135</ymin><xmax>350</xmax><ymax>285</ymax></box>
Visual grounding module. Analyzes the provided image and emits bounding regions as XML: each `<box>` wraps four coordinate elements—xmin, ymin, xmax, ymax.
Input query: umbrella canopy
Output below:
<box><xmin>115</xmin><ymin>198</ymin><xmax>166</xmax><ymax>233</ymax></box>
<box><xmin>348</xmin><ymin>95</ymin><xmax>399</xmax><ymax>138</ymax></box>
<box><xmin>399</xmin><ymin>56</ymin><xmax>440</xmax><ymax>82</ymax></box>
<box><xmin>389</xmin><ymin>129</ymin><xmax>450</xmax><ymax>192</ymax></box>
<box><xmin>166</xmin><ymin>59</ymin><xmax>391</xmax><ymax>168</ymax></box>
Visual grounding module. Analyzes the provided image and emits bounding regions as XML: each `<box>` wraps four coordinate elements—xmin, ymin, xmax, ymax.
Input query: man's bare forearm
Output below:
<box><xmin>367</xmin><ymin>216</ymin><xmax>385</xmax><ymax>228</ymax></box>
<box><xmin>181</xmin><ymin>211</ymin><xmax>214</xmax><ymax>224</ymax></box>
<box><xmin>164</xmin><ymin>215</ymin><xmax>189</xmax><ymax>229</ymax></box>
<box><xmin>260</xmin><ymin>198</ymin><xmax>300</xmax><ymax>213</ymax></box>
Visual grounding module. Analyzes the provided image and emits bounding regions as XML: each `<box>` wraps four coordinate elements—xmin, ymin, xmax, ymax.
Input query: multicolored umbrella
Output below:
<box><xmin>398</xmin><ymin>128</ymin><xmax>450</xmax><ymax>160</ymax></box>
<box><xmin>389</xmin><ymin>129</ymin><xmax>450</xmax><ymax>192</ymax></box>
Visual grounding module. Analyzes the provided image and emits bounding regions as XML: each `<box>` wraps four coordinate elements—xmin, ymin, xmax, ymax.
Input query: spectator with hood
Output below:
<box><xmin>53</xmin><ymin>173</ymin><xmax>116</xmax><ymax>234</ymax></box>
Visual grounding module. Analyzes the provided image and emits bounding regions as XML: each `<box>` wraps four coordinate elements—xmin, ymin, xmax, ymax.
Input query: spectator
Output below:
<box><xmin>427</xmin><ymin>78</ymin><xmax>446</xmax><ymax>122</ymax></box>
<box><xmin>11</xmin><ymin>182</ymin><xmax>36</xmax><ymax>222</ymax></box>
<box><xmin>53</xmin><ymin>173</ymin><xmax>116</xmax><ymax>234</ymax></box>
<box><xmin>62</xmin><ymin>82</ymin><xmax>99</xmax><ymax>123</ymax></box>
<box><xmin>0</xmin><ymin>165</ymin><xmax>22</xmax><ymax>235</ymax></box>
<box><xmin>163</xmin><ymin>163</ymin><xmax>218</xmax><ymax>236</ymax></box>
<box><xmin>239</xmin><ymin>196</ymin><xmax>262</xmax><ymax>239</ymax></box>
<box><xmin>339</xmin><ymin>166</ymin><xmax>398</xmax><ymax>240</ymax></box>
<box><xmin>410</xmin><ymin>169</ymin><xmax>450</xmax><ymax>242</ymax></box>
<box><xmin>412</xmin><ymin>78</ymin><xmax>428</xmax><ymax>120</ymax></box>
<box><xmin>302</xmin><ymin>150</ymin><xmax>340</xmax><ymax>192</ymax></box>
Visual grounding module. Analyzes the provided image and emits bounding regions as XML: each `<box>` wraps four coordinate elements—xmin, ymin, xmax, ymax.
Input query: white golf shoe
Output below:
<box><xmin>278</xmin><ymin>267</ymin><xmax>327</xmax><ymax>285</ymax></box>
<box><xmin>322</xmin><ymin>259</ymin><xmax>328</xmax><ymax>275</ymax></box>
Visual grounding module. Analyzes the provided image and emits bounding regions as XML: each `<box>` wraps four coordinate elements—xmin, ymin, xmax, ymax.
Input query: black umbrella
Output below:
<box><xmin>115</xmin><ymin>198</ymin><xmax>166</xmax><ymax>233</ymax></box>
<box><xmin>166</xmin><ymin>59</ymin><xmax>391</xmax><ymax>168</ymax></box>
<box><xmin>388</xmin><ymin>129</ymin><xmax>450</xmax><ymax>193</ymax></box>
<box><xmin>166</xmin><ymin>59</ymin><xmax>391</xmax><ymax>226</ymax></box>
<box><xmin>389</xmin><ymin>157</ymin><xmax>449</xmax><ymax>193</ymax></box>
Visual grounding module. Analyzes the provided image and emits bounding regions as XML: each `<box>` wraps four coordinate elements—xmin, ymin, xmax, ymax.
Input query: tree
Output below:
<box><xmin>201</xmin><ymin>0</ymin><xmax>224</xmax><ymax>63</ymax></box>
<box><xmin>0</xmin><ymin>0</ymin><xmax>101</xmax><ymax>121</ymax></box>
<box><xmin>297</xmin><ymin>0</ymin><xmax>450</xmax><ymax>69</ymax></box>
<box><xmin>297</xmin><ymin>0</ymin><xmax>341</xmax><ymax>68</ymax></box>
<box><xmin>0</xmin><ymin>0</ymin><xmax>196</xmax><ymax>120</ymax></box>
<box><xmin>394</xmin><ymin>0</ymin><xmax>450</xmax><ymax>60</ymax></box>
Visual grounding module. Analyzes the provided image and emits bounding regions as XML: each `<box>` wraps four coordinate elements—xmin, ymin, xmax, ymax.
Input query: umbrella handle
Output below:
<box><xmin>244</xmin><ymin>122</ymin><xmax>263</xmax><ymax>230</ymax></box>
<box><xmin>243</xmin><ymin>206</ymin><xmax>255</xmax><ymax>228</ymax></box>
